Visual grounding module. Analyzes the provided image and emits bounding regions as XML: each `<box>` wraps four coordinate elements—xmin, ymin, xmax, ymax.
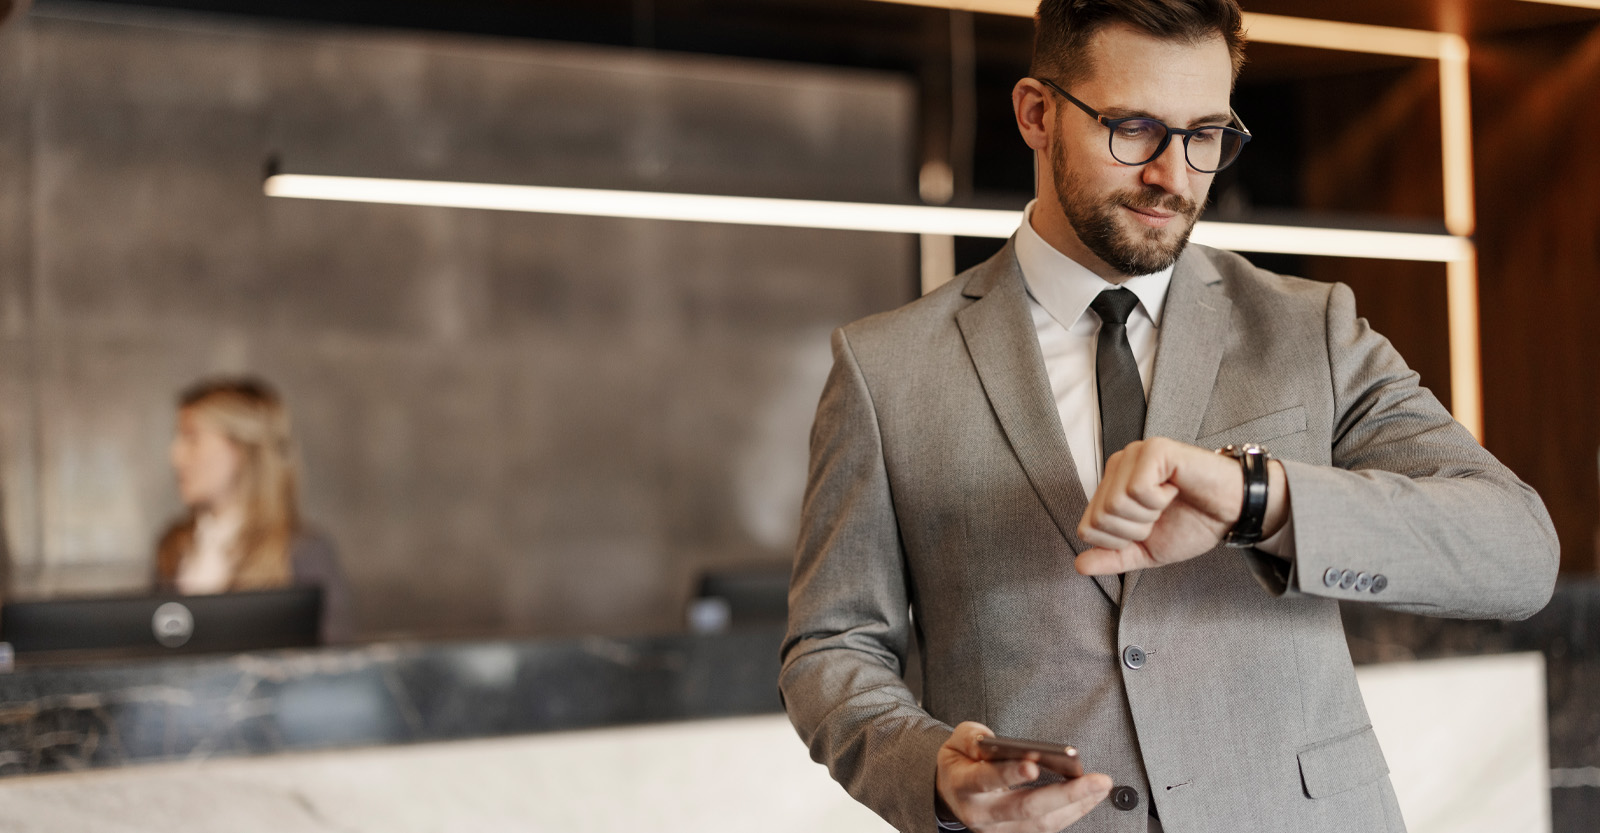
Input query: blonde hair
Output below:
<box><xmin>157</xmin><ymin>378</ymin><xmax>299</xmax><ymax>590</ymax></box>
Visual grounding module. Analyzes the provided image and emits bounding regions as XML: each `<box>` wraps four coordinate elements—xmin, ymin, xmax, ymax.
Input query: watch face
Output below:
<box><xmin>1218</xmin><ymin>443</ymin><xmax>1266</xmax><ymax>459</ymax></box>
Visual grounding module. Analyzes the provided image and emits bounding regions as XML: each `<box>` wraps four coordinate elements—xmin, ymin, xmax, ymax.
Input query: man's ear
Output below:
<box><xmin>1012</xmin><ymin>78</ymin><xmax>1052</xmax><ymax>152</ymax></box>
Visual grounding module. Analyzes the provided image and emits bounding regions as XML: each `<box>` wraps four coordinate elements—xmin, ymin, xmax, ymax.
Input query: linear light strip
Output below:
<box><xmin>1446</xmin><ymin>256</ymin><xmax>1483</xmax><ymax>443</ymax></box>
<box><xmin>1516</xmin><ymin>0</ymin><xmax>1600</xmax><ymax>9</ymax></box>
<box><xmin>266</xmin><ymin>174</ymin><xmax>1471</xmax><ymax>263</ymax></box>
<box><xmin>864</xmin><ymin>0</ymin><xmax>1036</xmax><ymax>16</ymax></box>
<box><xmin>264</xmin><ymin>174</ymin><xmax>1024</xmax><ymax>238</ymax></box>
<box><xmin>1242</xmin><ymin>12</ymin><xmax>1451</xmax><ymax>59</ymax></box>
<box><xmin>863</xmin><ymin>3</ymin><xmax>1457</xmax><ymax>60</ymax></box>
<box><xmin>1439</xmin><ymin>49</ymin><xmax>1476</xmax><ymax>237</ymax></box>
<box><xmin>1193</xmin><ymin>222</ymin><xmax>1472</xmax><ymax>263</ymax></box>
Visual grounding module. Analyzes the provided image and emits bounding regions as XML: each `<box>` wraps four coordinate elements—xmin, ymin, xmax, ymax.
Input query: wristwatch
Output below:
<box><xmin>1216</xmin><ymin>443</ymin><xmax>1270</xmax><ymax>548</ymax></box>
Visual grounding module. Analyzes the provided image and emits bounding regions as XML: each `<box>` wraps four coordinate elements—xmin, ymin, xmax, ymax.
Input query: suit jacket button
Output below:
<box><xmin>1322</xmin><ymin>567</ymin><xmax>1341</xmax><ymax>588</ymax></box>
<box><xmin>1371</xmin><ymin>574</ymin><xmax>1388</xmax><ymax>594</ymax></box>
<box><xmin>1111</xmin><ymin>786</ymin><xmax>1140</xmax><ymax>811</ymax></box>
<box><xmin>1354</xmin><ymin>572</ymin><xmax>1373</xmax><ymax>592</ymax></box>
<box><xmin>1121</xmin><ymin>645</ymin><xmax>1147</xmax><ymax>670</ymax></box>
<box><xmin>1339</xmin><ymin>569</ymin><xmax>1358</xmax><ymax>589</ymax></box>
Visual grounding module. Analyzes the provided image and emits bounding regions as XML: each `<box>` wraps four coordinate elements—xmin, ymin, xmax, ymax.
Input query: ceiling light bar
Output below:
<box><xmin>264</xmin><ymin>174</ymin><xmax>1022</xmax><ymax>238</ymax></box>
<box><xmin>265</xmin><ymin>173</ymin><xmax>1471</xmax><ymax>264</ymax></box>
<box><xmin>863</xmin><ymin>3</ymin><xmax>1457</xmax><ymax>59</ymax></box>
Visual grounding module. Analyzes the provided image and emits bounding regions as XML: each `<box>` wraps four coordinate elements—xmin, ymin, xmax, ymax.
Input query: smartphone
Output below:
<box><xmin>976</xmin><ymin>735</ymin><xmax>1085</xmax><ymax>779</ymax></box>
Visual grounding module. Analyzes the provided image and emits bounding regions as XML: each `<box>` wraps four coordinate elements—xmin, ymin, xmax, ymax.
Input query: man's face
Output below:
<box><xmin>1046</xmin><ymin>24</ymin><xmax>1234</xmax><ymax>276</ymax></box>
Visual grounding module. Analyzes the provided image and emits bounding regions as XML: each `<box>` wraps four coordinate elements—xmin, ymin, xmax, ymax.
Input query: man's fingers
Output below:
<box><xmin>1074</xmin><ymin>544</ymin><xmax>1152</xmax><ymax>576</ymax></box>
<box><xmin>1017</xmin><ymin>773</ymin><xmax>1112</xmax><ymax>818</ymax></box>
<box><xmin>1029</xmin><ymin>775</ymin><xmax>1113</xmax><ymax>830</ymax></box>
<box><xmin>978</xmin><ymin>773</ymin><xmax>1114</xmax><ymax>829</ymax></box>
<box><xmin>996</xmin><ymin>759</ymin><xmax>1042</xmax><ymax>790</ymax></box>
<box><xmin>1127</xmin><ymin>480</ymin><xmax>1181</xmax><ymax>512</ymax></box>
<box><xmin>949</xmin><ymin>721</ymin><xmax>994</xmax><ymax>758</ymax></box>
<box><xmin>944</xmin><ymin>722</ymin><xmax>1046</xmax><ymax>797</ymax></box>
<box><xmin>1059</xmin><ymin>773</ymin><xmax>1113</xmax><ymax>804</ymax></box>
<box><xmin>1078</xmin><ymin>489</ymin><xmax>1171</xmax><ymax>547</ymax></box>
<box><xmin>1076</xmin><ymin>514</ymin><xmax>1148</xmax><ymax>550</ymax></box>
<box><xmin>959</xmin><ymin>757</ymin><xmax>1041</xmax><ymax>795</ymax></box>
<box><xmin>1079</xmin><ymin>457</ymin><xmax>1181</xmax><ymax>549</ymax></box>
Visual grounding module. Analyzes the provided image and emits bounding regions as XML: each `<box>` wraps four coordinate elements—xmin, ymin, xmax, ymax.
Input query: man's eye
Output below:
<box><xmin>1115</xmin><ymin>121</ymin><xmax>1159</xmax><ymax>139</ymax></box>
<box><xmin>1190</xmin><ymin>129</ymin><xmax>1222</xmax><ymax>144</ymax></box>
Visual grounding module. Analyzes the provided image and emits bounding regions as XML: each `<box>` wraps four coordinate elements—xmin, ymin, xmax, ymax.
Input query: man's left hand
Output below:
<box><xmin>1074</xmin><ymin>437</ymin><xmax>1287</xmax><ymax>575</ymax></box>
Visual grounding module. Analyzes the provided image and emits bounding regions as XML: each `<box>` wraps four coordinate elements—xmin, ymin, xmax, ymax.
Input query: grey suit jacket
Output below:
<box><xmin>779</xmin><ymin>241</ymin><xmax>1558</xmax><ymax>833</ymax></box>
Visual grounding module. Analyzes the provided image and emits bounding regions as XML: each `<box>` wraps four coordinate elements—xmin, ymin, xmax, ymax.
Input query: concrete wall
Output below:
<box><xmin>0</xmin><ymin>5</ymin><xmax>915</xmax><ymax>638</ymax></box>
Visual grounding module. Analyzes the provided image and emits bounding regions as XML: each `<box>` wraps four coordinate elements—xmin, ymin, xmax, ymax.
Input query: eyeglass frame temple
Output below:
<box><xmin>1032</xmin><ymin>76</ymin><xmax>1251</xmax><ymax>168</ymax></box>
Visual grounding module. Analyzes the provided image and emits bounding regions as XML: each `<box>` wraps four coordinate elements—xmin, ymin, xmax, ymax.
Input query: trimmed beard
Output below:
<box><xmin>1051</xmin><ymin>133</ymin><xmax>1202</xmax><ymax>277</ymax></box>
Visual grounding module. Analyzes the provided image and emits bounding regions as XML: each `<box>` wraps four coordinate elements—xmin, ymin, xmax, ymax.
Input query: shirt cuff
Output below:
<box><xmin>1253</xmin><ymin>514</ymin><xmax>1296</xmax><ymax>560</ymax></box>
<box><xmin>934</xmin><ymin>793</ymin><xmax>968</xmax><ymax>830</ymax></box>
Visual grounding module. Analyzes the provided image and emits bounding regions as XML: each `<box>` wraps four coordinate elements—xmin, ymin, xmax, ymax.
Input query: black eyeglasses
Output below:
<box><xmin>1035</xmin><ymin>77</ymin><xmax>1251</xmax><ymax>173</ymax></box>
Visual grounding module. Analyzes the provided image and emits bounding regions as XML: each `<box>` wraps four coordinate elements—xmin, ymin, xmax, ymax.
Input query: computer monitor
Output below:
<box><xmin>0</xmin><ymin>587</ymin><xmax>323</xmax><ymax>660</ymax></box>
<box><xmin>687</xmin><ymin>564</ymin><xmax>790</xmax><ymax>633</ymax></box>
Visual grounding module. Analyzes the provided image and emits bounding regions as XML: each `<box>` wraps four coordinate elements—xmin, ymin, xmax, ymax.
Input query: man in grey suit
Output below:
<box><xmin>779</xmin><ymin>1</ymin><xmax>1560</xmax><ymax>832</ymax></box>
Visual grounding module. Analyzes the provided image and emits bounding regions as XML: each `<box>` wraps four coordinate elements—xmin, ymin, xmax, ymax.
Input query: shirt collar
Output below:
<box><xmin>1013</xmin><ymin>200</ymin><xmax>1174</xmax><ymax>331</ymax></box>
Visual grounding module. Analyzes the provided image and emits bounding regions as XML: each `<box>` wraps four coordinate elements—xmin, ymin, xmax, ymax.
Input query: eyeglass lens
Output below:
<box><xmin>1111</xmin><ymin>119</ymin><xmax>1244</xmax><ymax>173</ymax></box>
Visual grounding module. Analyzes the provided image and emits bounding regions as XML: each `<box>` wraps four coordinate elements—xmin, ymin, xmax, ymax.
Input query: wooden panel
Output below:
<box><xmin>1473</xmin><ymin>21</ymin><xmax>1600</xmax><ymax>572</ymax></box>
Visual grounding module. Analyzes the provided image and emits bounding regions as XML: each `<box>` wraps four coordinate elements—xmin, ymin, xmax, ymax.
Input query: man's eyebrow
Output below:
<box><xmin>1100</xmin><ymin>108</ymin><xmax>1234</xmax><ymax>127</ymax></box>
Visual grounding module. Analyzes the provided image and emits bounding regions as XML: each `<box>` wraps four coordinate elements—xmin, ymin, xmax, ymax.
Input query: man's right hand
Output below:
<box><xmin>936</xmin><ymin>722</ymin><xmax>1113</xmax><ymax>832</ymax></box>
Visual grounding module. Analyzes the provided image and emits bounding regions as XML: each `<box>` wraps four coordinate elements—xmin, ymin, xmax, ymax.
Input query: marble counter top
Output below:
<box><xmin>0</xmin><ymin>627</ymin><xmax>784</xmax><ymax>777</ymax></box>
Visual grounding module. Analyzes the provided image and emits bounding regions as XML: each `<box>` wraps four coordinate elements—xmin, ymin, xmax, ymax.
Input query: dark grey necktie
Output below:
<box><xmin>1090</xmin><ymin>288</ymin><xmax>1146</xmax><ymax>470</ymax></box>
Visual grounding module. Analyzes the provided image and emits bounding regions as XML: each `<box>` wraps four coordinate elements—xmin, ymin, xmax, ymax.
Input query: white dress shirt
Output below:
<box><xmin>1014</xmin><ymin>201</ymin><xmax>1172</xmax><ymax>495</ymax></box>
<box><xmin>1012</xmin><ymin>202</ymin><xmax>1292</xmax><ymax>558</ymax></box>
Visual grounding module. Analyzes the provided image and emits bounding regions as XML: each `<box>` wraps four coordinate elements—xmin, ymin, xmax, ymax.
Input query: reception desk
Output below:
<box><xmin>1</xmin><ymin>581</ymin><xmax>1596</xmax><ymax>832</ymax></box>
<box><xmin>0</xmin><ymin>627</ymin><xmax>785</xmax><ymax>774</ymax></box>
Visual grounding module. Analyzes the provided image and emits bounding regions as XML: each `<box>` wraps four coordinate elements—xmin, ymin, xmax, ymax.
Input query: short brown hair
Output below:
<box><xmin>1031</xmin><ymin>0</ymin><xmax>1247</xmax><ymax>88</ymax></box>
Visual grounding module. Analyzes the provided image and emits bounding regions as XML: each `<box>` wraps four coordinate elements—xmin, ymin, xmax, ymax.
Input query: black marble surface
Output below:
<box><xmin>0</xmin><ymin>627</ymin><xmax>785</xmax><ymax>777</ymax></box>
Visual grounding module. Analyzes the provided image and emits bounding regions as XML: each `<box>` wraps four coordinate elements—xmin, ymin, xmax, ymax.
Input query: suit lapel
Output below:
<box><xmin>956</xmin><ymin>242</ymin><xmax>1122</xmax><ymax>607</ymax></box>
<box><xmin>1122</xmin><ymin>246</ymin><xmax>1232</xmax><ymax>604</ymax></box>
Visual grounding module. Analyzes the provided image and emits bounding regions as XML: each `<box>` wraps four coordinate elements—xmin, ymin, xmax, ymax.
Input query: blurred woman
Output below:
<box><xmin>155</xmin><ymin>377</ymin><xmax>352</xmax><ymax>643</ymax></box>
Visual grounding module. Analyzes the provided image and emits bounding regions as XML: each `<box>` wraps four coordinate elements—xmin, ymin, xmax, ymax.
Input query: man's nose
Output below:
<box><xmin>1139</xmin><ymin>137</ymin><xmax>1191</xmax><ymax>197</ymax></box>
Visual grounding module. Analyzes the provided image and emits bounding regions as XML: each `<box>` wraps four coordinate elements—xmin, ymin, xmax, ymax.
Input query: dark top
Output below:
<box><xmin>287</xmin><ymin>529</ymin><xmax>355</xmax><ymax>645</ymax></box>
<box><xmin>154</xmin><ymin>527</ymin><xmax>355</xmax><ymax>645</ymax></box>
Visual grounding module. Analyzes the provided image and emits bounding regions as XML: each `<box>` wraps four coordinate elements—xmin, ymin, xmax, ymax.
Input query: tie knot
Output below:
<box><xmin>1090</xmin><ymin>287</ymin><xmax>1141</xmax><ymax>327</ymax></box>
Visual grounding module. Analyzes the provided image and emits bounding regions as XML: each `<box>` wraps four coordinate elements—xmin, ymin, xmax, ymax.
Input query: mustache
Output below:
<box><xmin>1117</xmin><ymin>188</ymin><xmax>1200</xmax><ymax>218</ymax></box>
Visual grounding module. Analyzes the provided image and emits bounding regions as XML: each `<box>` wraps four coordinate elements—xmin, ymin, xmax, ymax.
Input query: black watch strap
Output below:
<box><xmin>1217</xmin><ymin>443</ymin><xmax>1269</xmax><ymax>548</ymax></box>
